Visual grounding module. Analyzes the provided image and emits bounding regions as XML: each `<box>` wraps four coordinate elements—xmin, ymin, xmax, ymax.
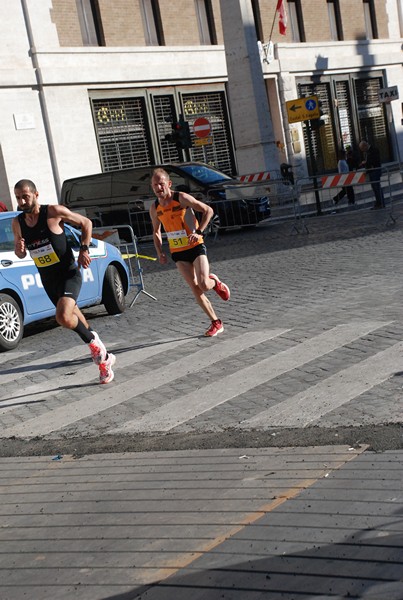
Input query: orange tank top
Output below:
<box><xmin>156</xmin><ymin>192</ymin><xmax>203</xmax><ymax>254</ymax></box>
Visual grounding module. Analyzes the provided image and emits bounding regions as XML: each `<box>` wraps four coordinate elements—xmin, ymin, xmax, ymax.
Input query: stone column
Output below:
<box><xmin>219</xmin><ymin>0</ymin><xmax>279</xmax><ymax>174</ymax></box>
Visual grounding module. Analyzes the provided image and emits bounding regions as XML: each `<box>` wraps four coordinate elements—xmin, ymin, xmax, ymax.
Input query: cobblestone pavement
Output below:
<box><xmin>1</xmin><ymin>201</ymin><xmax>403</xmax><ymax>456</ymax></box>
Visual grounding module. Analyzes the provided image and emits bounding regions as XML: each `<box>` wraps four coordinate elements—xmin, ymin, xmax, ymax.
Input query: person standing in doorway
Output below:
<box><xmin>150</xmin><ymin>168</ymin><xmax>230</xmax><ymax>337</ymax></box>
<box><xmin>12</xmin><ymin>179</ymin><xmax>115</xmax><ymax>383</ymax></box>
<box><xmin>333</xmin><ymin>149</ymin><xmax>355</xmax><ymax>206</ymax></box>
<box><xmin>359</xmin><ymin>140</ymin><xmax>385</xmax><ymax>209</ymax></box>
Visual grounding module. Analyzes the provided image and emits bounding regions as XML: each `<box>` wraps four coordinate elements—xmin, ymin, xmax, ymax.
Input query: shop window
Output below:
<box><xmin>91</xmin><ymin>97</ymin><xmax>155</xmax><ymax>171</ymax></box>
<box><xmin>298</xmin><ymin>75</ymin><xmax>392</xmax><ymax>175</ymax></box>
<box><xmin>182</xmin><ymin>91</ymin><xmax>235</xmax><ymax>175</ymax></box>
<box><xmin>298</xmin><ymin>82</ymin><xmax>337</xmax><ymax>174</ymax></box>
<box><xmin>334</xmin><ymin>80</ymin><xmax>354</xmax><ymax>149</ymax></box>
<box><xmin>355</xmin><ymin>77</ymin><xmax>391</xmax><ymax>160</ymax></box>
<box><xmin>152</xmin><ymin>95</ymin><xmax>181</xmax><ymax>163</ymax></box>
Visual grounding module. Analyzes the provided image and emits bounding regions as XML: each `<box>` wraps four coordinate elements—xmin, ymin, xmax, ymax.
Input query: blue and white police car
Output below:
<box><xmin>0</xmin><ymin>211</ymin><xmax>130</xmax><ymax>351</ymax></box>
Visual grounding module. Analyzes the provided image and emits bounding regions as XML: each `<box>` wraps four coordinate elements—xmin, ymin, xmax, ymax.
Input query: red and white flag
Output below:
<box><xmin>276</xmin><ymin>0</ymin><xmax>287</xmax><ymax>35</ymax></box>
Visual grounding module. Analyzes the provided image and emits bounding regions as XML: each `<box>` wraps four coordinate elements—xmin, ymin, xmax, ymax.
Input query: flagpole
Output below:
<box><xmin>268</xmin><ymin>3</ymin><xmax>278</xmax><ymax>42</ymax></box>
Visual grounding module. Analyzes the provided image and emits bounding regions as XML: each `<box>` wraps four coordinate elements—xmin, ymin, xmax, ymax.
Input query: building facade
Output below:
<box><xmin>0</xmin><ymin>0</ymin><xmax>402</xmax><ymax>207</ymax></box>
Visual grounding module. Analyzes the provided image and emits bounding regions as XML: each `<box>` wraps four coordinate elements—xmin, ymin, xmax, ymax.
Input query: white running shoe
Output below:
<box><xmin>99</xmin><ymin>353</ymin><xmax>116</xmax><ymax>384</ymax></box>
<box><xmin>88</xmin><ymin>331</ymin><xmax>107</xmax><ymax>365</ymax></box>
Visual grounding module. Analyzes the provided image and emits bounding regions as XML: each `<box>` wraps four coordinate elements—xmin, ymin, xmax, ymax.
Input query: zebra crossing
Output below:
<box><xmin>0</xmin><ymin>319</ymin><xmax>401</xmax><ymax>440</ymax></box>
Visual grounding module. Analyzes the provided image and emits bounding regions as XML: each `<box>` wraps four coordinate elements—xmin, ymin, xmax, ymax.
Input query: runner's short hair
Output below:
<box><xmin>14</xmin><ymin>179</ymin><xmax>37</xmax><ymax>193</ymax></box>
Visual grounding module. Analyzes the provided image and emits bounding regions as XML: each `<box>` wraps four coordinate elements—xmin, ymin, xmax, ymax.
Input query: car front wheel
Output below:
<box><xmin>0</xmin><ymin>294</ymin><xmax>24</xmax><ymax>351</ymax></box>
<box><xmin>102</xmin><ymin>265</ymin><xmax>126</xmax><ymax>315</ymax></box>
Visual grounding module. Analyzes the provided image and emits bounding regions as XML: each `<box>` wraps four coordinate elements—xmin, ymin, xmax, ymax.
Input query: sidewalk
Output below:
<box><xmin>1</xmin><ymin>446</ymin><xmax>402</xmax><ymax>600</ymax></box>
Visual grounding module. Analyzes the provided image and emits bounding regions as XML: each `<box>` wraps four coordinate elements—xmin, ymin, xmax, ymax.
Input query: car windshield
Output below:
<box><xmin>180</xmin><ymin>165</ymin><xmax>233</xmax><ymax>185</ymax></box>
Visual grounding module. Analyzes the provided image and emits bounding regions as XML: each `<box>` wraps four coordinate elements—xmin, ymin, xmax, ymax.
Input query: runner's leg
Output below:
<box><xmin>193</xmin><ymin>254</ymin><xmax>216</xmax><ymax>292</ymax></box>
<box><xmin>175</xmin><ymin>260</ymin><xmax>218</xmax><ymax>321</ymax></box>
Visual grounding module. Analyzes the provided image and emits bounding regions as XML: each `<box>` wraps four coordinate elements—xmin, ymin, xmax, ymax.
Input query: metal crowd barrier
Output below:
<box><xmin>297</xmin><ymin>164</ymin><xmax>402</xmax><ymax>226</ymax></box>
<box><xmin>204</xmin><ymin>176</ymin><xmax>305</xmax><ymax>238</ymax></box>
<box><xmin>94</xmin><ymin>224</ymin><xmax>157</xmax><ymax>308</ymax></box>
<box><xmin>128</xmin><ymin>198</ymin><xmax>154</xmax><ymax>241</ymax></box>
<box><xmin>91</xmin><ymin>163</ymin><xmax>402</xmax><ymax>244</ymax></box>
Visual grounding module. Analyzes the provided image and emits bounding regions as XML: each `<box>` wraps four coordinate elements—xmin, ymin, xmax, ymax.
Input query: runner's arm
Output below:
<box><xmin>150</xmin><ymin>203</ymin><xmax>167</xmax><ymax>264</ymax></box>
<box><xmin>178</xmin><ymin>192</ymin><xmax>214</xmax><ymax>234</ymax></box>
<box><xmin>11</xmin><ymin>218</ymin><xmax>26</xmax><ymax>259</ymax></box>
<box><xmin>47</xmin><ymin>204</ymin><xmax>92</xmax><ymax>268</ymax></box>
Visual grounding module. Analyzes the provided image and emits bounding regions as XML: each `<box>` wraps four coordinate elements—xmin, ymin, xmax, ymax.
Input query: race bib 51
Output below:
<box><xmin>166</xmin><ymin>229</ymin><xmax>189</xmax><ymax>249</ymax></box>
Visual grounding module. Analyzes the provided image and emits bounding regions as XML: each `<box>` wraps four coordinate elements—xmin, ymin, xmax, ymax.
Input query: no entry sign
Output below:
<box><xmin>193</xmin><ymin>117</ymin><xmax>211</xmax><ymax>138</ymax></box>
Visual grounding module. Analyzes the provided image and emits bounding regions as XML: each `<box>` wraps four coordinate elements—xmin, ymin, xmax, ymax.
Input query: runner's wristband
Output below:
<box><xmin>195</xmin><ymin>229</ymin><xmax>203</xmax><ymax>236</ymax></box>
<box><xmin>80</xmin><ymin>244</ymin><xmax>89</xmax><ymax>252</ymax></box>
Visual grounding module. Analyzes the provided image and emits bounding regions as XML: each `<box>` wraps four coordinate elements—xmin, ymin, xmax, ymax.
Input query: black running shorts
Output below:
<box><xmin>41</xmin><ymin>267</ymin><xmax>82</xmax><ymax>306</ymax></box>
<box><xmin>171</xmin><ymin>243</ymin><xmax>207</xmax><ymax>264</ymax></box>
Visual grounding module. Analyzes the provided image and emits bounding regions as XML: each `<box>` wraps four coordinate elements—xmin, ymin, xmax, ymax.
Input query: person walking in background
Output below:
<box><xmin>150</xmin><ymin>168</ymin><xmax>230</xmax><ymax>337</ymax></box>
<box><xmin>359</xmin><ymin>140</ymin><xmax>385</xmax><ymax>209</ymax></box>
<box><xmin>12</xmin><ymin>179</ymin><xmax>115</xmax><ymax>384</ymax></box>
<box><xmin>333</xmin><ymin>149</ymin><xmax>355</xmax><ymax>206</ymax></box>
<box><xmin>345</xmin><ymin>145</ymin><xmax>359</xmax><ymax>172</ymax></box>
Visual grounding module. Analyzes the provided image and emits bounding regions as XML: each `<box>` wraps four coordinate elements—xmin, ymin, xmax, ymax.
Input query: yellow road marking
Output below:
<box><xmin>150</xmin><ymin>447</ymin><xmax>367</xmax><ymax>580</ymax></box>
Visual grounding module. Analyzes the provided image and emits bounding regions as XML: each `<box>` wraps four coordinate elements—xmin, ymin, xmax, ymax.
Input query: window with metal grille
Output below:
<box><xmin>91</xmin><ymin>97</ymin><xmax>155</xmax><ymax>171</ymax></box>
<box><xmin>298</xmin><ymin>82</ymin><xmax>337</xmax><ymax>174</ymax></box>
<box><xmin>152</xmin><ymin>95</ymin><xmax>181</xmax><ymax>163</ymax></box>
<box><xmin>334</xmin><ymin>80</ymin><xmax>354</xmax><ymax>149</ymax></box>
<box><xmin>355</xmin><ymin>77</ymin><xmax>390</xmax><ymax>160</ymax></box>
<box><xmin>182</xmin><ymin>91</ymin><xmax>235</xmax><ymax>175</ymax></box>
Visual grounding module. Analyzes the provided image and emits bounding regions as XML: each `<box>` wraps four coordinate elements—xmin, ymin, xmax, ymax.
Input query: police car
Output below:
<box><xmin>0</xmin><ymin>212</ymin><xmax>130</xmax><ymax>351</ymax></box>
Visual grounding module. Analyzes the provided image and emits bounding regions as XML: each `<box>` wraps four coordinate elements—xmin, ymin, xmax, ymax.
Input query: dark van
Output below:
<box><xmin>61</xmin><ymin>162</ymin><xmax>270</xmax><ymax>239</ymax></box>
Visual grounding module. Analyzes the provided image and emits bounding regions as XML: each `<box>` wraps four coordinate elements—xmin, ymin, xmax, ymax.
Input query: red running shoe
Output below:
<box><xmin>205</xmin><ymin>319</ymin><xmax>224</xmax><ymax>337</ymax></box>
<box><xmin>209</xmin><ymin>273</ymin><xmax>230</xmax><ymax>301</ymax></box>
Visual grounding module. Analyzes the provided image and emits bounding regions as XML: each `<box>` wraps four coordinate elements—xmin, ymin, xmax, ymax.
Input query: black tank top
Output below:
<box><xmin>18</xmin><ymin>205</ymin><xmax>75</xmax><ymax>277</ymax></box>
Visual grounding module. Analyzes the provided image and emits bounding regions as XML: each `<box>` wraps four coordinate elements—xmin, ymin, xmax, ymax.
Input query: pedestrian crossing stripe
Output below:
<box><xmin>1</xmin><ymin>329</ymin><xmax>288</xmax><ymax>438</ymax></box>
<box><xmin>1</xmin><ymin>321</ymin><xmax>395</xmax><ymax>440</ymax></box>
<box><xmin>241</xmin><ymin>340</ymin><xmax>403</xmax><ymax>428</ymax></box>
<box><xmin>108</xmin><ymin>321</ymin><xmax>391</xmax><ymax>435</ymax></box>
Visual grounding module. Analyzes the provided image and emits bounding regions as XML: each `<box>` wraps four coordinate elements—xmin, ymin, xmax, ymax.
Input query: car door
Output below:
<box><xmin>0</xmin><ymin>215</ymin><xmax>54</xmax><ymax>315</ymax></box>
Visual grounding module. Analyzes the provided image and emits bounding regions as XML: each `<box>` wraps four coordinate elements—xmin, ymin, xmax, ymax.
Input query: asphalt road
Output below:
<box><xmin>1</xmin><ymin>200</ymin><xmax>403</xmax><ymax>457</ymax></box>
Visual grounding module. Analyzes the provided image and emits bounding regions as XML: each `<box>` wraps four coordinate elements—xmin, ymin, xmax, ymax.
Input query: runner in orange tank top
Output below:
<box><xmin>150</xmin><ymin>168</ymin><xmax>230</xmax><ymax>337</ymax></box>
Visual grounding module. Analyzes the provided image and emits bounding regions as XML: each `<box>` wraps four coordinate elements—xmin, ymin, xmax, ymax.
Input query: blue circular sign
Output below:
<box><xmin>305</xmin><ymin>99</ymin><xmax>317</xmax><ymax>112</ymax></box>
